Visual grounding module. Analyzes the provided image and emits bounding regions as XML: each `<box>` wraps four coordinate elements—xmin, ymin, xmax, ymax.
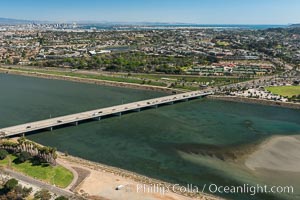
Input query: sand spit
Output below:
<box><xmin>245</xmin><ymin>135</ymin><xmax>300</xmax><ymax>172</ymax></box>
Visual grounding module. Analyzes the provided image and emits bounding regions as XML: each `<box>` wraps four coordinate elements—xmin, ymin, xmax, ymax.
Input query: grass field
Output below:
<box><xmin>266</xmin><ymin>86</ymin><xmax>300</xmax><ymax>98</ymax></box>
<box><xmin>0</xmin><ymin>155</ymin><xmax>73</xmax><ymax>188</ymax></box>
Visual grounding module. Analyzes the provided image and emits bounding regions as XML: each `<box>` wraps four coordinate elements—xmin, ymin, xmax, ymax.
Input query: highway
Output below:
<box><xmin>0</xmin><ymin>91</ymin><xmax>212</xmax><ymax>138</ymax></box>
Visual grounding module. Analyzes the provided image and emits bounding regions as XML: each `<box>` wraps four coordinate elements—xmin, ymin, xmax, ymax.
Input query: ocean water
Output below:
<box><xmin>1</xmin><ymin>73</ymin><xmax>300</xmax><ymax>200</ymax></box>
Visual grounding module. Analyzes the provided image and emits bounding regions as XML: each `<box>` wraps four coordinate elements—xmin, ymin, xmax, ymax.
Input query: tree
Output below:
<box><xmin>0</xmin><ymin>149</ymin><xmax>8</xmax><ymax>160</ymax></box>
<box><xmin>18</xmin><ymin>151</ymin><xmax>31</xmax><ymax>163</ymax></box>
<box><xmin>4</xmin><ymin>178</ymin><xmax>18</xmax><ymax>191</ymax></box>
<box><xmin>55</xmin><ymin>196</ymin><xmax>69</xmax><ymax>200</ymax></box>
<box><xmin>34</xmin><ymin>189</ymin><xmax>52</xmax><ymax>200</ymax></box>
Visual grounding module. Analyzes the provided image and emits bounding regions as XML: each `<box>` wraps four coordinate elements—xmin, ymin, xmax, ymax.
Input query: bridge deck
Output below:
<box><xmin>0</xmin><ymin>91</ymin><xmax>212</xmax><ymax>138</ymax></box>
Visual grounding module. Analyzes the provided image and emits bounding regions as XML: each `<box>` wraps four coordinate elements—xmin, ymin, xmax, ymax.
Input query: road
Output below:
<box><xmin>3</xmin><ymin>169</ymin><xmax>74</xmax><ymax>197</ymax></box>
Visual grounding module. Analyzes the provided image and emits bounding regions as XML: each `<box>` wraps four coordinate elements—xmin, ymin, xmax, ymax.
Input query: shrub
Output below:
<box><xmin>4</xmin><ymin>178</ymin><xmax>18</xmax><ymax>191</ymax></box>
<box><xmin>55</xmin><ymin>196</ymin><xmax>69</xmax><ymax>200</ymax></box>
<box><xmin>34</xmin><ymin>189</ymin><xmax>52</xmax><ymax>200</ymax></box>
<box><xmin>0</xmin><ymin>149</ymin><xmax>8</xmax><ymax>160</ymax></box>
<box><xmin>18</xmin><ymin>151</ymin><xmax>32</xmax><ymax>163</ymax></box>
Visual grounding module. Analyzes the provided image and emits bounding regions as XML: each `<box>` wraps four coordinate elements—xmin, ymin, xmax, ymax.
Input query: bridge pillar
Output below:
<box><xmin>94</xmin><ymin>116</ymin><xmax>101</xmax><ymax>121</ymax></box>
<box><xmin>150</xmin><ymin>104</ymin><xmax>158</xmax><ymax>109</ymax></box>
<box><xmin>47</xmin><ymin>127</ymin><xmax>53</xmax><ymax>131</ymax></box>
<box><xmin>114</xmin><ymin>112</ymin><xmax>122</xmax><ymax>116</ymax></box>
<box><xmin>71</xmin><ymin>121</ymin><xmax>78</xmax><ymax>126</ymax></box>
<box><xmin>133</xmin><ymin>108</ymin><xmax>141</xmax><ymax>112</ymax></box>
<box><xmin>166</xmin><ymin>101</ymin><xmax>174</xmax><ymax>105</ymax></box>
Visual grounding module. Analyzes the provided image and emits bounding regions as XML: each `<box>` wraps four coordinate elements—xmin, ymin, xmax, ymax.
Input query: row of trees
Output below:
<box><xmin>0</xmin><ymin>137</ymin><xmax>57</xmax><ymax>165</ymax></box>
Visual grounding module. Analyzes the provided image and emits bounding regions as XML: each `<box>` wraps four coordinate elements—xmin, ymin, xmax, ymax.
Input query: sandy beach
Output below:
<box><xmin>57</xmin><ymin>155</ymin><xmax>221</xmax><ymax>200</ymax></box>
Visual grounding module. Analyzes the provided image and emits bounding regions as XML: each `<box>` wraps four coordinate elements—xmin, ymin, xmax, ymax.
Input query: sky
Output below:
<box><xmin>1</xmin><ymin>0</ymin><xmax>300</xmax><ymax>24</ymax></box>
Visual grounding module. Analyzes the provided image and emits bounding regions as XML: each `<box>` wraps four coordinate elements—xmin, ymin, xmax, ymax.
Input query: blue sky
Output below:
<box><xmin>1</xmin><ymin>0</ymin><xmax>300</xmax><ymax>24</ymax></box>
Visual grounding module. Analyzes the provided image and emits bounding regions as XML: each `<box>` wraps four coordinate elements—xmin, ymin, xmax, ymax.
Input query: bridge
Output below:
<box><xmin>0</xmin><ymin>91</ymin><xmax>212</xmax><ymax>138</ymax></box>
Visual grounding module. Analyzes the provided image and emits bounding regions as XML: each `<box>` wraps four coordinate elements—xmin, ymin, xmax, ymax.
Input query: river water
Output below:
<box><xmin>1</xmin><ymin>74</ymin><xmax>300</xmax><ymax>200</ymax></box>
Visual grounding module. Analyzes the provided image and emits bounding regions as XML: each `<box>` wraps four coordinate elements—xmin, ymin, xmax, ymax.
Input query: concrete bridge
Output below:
<box><xmin>0</xmin><ymin>91</ymin><xmax>212</xmax><ymax>138</ymax></box>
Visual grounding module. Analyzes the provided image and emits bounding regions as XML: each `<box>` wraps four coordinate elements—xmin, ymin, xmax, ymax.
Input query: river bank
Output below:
<box><xmin>0</xmin><ymin>67</ymin><xmax>184</xmax><ymax>94</ymax></box>
<box><xmin>6</xmin><ymin>136</ymin><xmax>220</xmax><ymax>200</ymax></box>
<box><xmin>57</xmin><ymin>152</ymin><xmax>221</xmax><ymax>200</ymax></box>
<box><xmin>208</xmin><ymin>95</ymin><xmax>300</xmax><ymax>109</ymax></box>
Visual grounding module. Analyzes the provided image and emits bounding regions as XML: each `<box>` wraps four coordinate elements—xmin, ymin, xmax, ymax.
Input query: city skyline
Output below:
<box><xmin>0</xmin><ymin>0</ymin><xmax>300</xmax><ymax>24</ymax></box>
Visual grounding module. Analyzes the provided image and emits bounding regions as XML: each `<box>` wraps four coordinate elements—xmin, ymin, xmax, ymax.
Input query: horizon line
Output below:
<box><xmin>0</xmin><ymin>17</ymin><xmax>295</xmax><ymax>26</ymax></box>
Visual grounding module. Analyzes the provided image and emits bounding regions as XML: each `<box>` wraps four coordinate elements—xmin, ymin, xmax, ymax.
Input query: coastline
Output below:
<box><xmin>0</xmin><ymin>67</ymin><xmax>185</xmax><ymax>94</ymax></box>
<box><xmin>7</xmin><ymin>136</ymin><xmax>220</xmax><ymax>199</ymax></box>
<box><xmin>207</xmin><ymin>95</ymin><xmax>300</xmax><ymax>110</ymax></box>
<box><xmin>56</xmin><ymin>152</ymin><xmax>221</xmax><ymax>200</ymax></box>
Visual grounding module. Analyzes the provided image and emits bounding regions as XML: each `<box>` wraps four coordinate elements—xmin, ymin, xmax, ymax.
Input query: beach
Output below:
<box><xmin>57</xmin><ymin>153</ymin><xmax>220</xmax><ymax>200</ymax></box>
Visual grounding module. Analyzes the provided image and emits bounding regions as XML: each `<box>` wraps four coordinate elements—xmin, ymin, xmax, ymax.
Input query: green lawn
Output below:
<box><xmin>266</xmin><ymin>86</ymin><xmax>300</xmax><ymax>98</ymax></box>
<box><xmin>0</xmin><ymin>155</ymin><xmax>73</xmax><ymax>188</ymax></box>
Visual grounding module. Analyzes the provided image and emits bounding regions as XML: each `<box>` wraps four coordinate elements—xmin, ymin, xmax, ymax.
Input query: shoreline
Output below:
<box><xmin>57</xmin><ymin>152</ymin><xmax>220</xmax><ymax>200</ymax></box>
<box><xmin>0</xmin><ymin>67</ymin><xmax>185</xmax><ymax>94</ymax></box>
<box><xmin>208</xmin><ymin>95</ymin><xmax>300</xmax><ymax>110</ymax></box>
<box><xmin>6</xmin><ymin>137</ymin><xmax>220</xmax><ymax>199</ymax></box>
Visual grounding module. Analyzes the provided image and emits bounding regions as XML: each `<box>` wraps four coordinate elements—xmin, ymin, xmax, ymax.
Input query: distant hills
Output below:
<box><xmin>290</xmin><ymin>24</ymin><xmax>300</xmax><ymax>27</ymax></box>
<box><xmin>0</xmin><ymin>17</ymin><xmax>191</xmax><ymax>25</ymax></box>
<box><xmin>0</xmin><ymin>17</ymin><xmax>298</xmax><ymax>28</ymax></box>
<box><xmin>0</xmin><ymin>17</ymin><xmax>36</xmax><ymax>24</ymax></box>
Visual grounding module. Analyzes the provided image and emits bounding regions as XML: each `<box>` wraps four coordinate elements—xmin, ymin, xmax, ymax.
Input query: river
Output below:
<box><xmin>1</xmin><ymin>73</ymin><xmax>300</xmax><ymax>200</ymax></box>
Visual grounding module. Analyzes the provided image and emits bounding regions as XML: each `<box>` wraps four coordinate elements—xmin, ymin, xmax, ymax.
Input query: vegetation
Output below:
<box><xmin>31</xmin><ymin>51</ymin><xmax>212</xmax><ymax>73</ymax></box>
<box><xmin>34</xmin><ymin>189</ymin><xmax>52</xmax><ymax>200</ymax></box>
<box><xmin>55</xmin><ymin>196</ymin><xmax>69</xmax><ymax>200</ymax></box>
<box><xmin>1</xmin><ymin>136</ymin><xmax>57</xmax><ymax>165</ymax></box>
<box><xmin>0</xmin><ymin>178</ymin><xmax>32</xmax><ymax>200</ymax></box>
<box><xmin>7</xmin><ymin>67</ymin><xmax>168</xmax><ymax>87</ymax></box>
<box><xmin>4</xmin><ymin>67</ymin><xmax>253</xmax><ymax>91</ymax></box>
<box><xmin>0</xmin><ymin>137</ymin><xmax>73</xmax><ymax>188</ymax></box>
<box><xmin>3</xmin><ymin>178</ymin><xmax>18</xmax><ymax>191</ymax></box>
<box><xmin>0</xmin><ymin>154</ymin><xmax>73</xmax><ymax>188</ymax></box>
<box><xmin>0</xmin><ymin>149</ymin><xmax>8</xmax><ymax>160</ymax></box>
<box><xmin>17</xmin><ymin>151</ymin><xmax>31</xmax><ymax>163</ymax></box>
<box><xmin>266</xmin><ymin>86</ymin><xmax>300</xmax><ymax>98</ymax></box>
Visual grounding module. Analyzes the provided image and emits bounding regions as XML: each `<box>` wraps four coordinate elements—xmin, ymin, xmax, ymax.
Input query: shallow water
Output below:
<box><xmin>1</xmin><ymin>74</ymin><xmax>300</xmax><ymax>200</ymax></box>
